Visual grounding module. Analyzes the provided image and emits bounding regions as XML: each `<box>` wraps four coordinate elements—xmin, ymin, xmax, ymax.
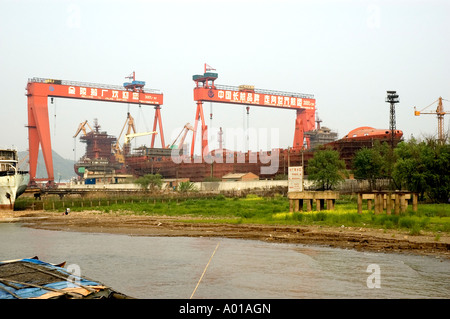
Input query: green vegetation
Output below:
<box><xmin>393</xmin><ymin>138</ymin><xmax>449</xmax><ymax>202</ymax></box>
<box><xmin>306</xmin><ymin>149</ymin><xmax>348</xmax><ymax>190</ymax></box>
<box><xmin>134</xmin><ymin>174</ymin><xmax>163</xmax><ymax>191</ymax></box>
<box><xmin>352</xmin><ymin>138</ymin><xmax>450</xmax><ymax>202</ymax></box>
<box><xmin>353</xmin><ymin>141</ymin><xmax>394</xmax><ymax>191</ymax></box>
<box><xmin>176</xmin><ymin>181</ymin><xmax>197</xmax><ymax>192</ymax></box>
<box><xmin>16</xmin><ymin>194</ymin><xmax>450</xmax><ymax>235</ymax></box>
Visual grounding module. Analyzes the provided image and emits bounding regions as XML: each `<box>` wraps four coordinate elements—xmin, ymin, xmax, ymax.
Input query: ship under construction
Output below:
<box><xmin>72</xmin><ymin>118</ymin><xmax>403</xmax><ymax>183</ymax></box>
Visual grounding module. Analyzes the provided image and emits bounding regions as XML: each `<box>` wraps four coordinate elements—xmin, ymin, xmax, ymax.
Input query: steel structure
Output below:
<box><xmin>26</xmin><ymin>74</ymin><xmax>164</xmax><ymax>186</ymax></box>
<box><xmin>190</xmin><ymin>64</ymin><xmax>316</xmax><ymax>158</ymax></box>
<box><xmin>414</xmin><ymin>97</ymin><xmax>449</xmax><ymax>144</ymax></box>
<box><xmin>386</xmin><ymin>91</ymin><xmax>400</xmax><ymax>148</ymax></box>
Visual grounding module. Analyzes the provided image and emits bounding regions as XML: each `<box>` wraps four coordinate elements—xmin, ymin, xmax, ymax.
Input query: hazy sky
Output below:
<box><xmin>1</xmin><ymin>0</ymin><xmax>449</xmax><ymax>162</ymax></box>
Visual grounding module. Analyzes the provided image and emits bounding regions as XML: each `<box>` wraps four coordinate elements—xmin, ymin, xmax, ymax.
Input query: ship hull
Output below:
<box><xmin>125</xmin><ymin>149</ymin><xmax>313</xmax><ymax>182</ymax></box>
<box><xmin>0</xmin><ymin>172</ymin><xmax>29</xmax><ymax>210</ymax></box>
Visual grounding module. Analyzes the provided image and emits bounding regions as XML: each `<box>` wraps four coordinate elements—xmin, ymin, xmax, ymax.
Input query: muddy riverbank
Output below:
<box><xmin>1</xmin><ymin>210</ymin><xmax>449</xmax><ymax>259</ymax></box>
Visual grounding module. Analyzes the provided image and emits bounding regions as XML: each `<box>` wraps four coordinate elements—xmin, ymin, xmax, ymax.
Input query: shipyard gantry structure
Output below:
<box><xmin>26</xmin><ymin>65</ymin><xmax>407</xmax><ymax>185</ymax></box>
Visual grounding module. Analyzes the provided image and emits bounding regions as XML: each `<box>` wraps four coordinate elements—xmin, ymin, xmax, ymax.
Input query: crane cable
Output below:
<box><xmin>51</xmin><ymin>98</ymin><xmax>56</xmax><ymax>138</ymax></box>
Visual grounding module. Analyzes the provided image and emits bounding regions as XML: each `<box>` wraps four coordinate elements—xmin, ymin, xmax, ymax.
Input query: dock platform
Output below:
<box><xmin>288</xmin><ymin>191</ymin><xmax>339</xmax><ymax>212</ymax></box>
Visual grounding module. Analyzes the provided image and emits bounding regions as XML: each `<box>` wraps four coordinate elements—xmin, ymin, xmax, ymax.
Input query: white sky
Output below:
<box><xmin>1</xmin><ymin>0</ymin><xmax>449</xmax><ymax>161</ymax></box>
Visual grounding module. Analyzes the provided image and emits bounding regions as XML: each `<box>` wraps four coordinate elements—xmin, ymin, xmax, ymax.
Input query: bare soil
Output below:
<box><xmin>2</xmin><ymin>210</ymin><xmax>449</xmax><ymax>259</ymax></box>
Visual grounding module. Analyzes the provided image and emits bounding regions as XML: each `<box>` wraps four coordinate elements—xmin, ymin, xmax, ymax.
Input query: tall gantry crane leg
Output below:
<box><xmin>27</xmin><ymin>94</ymin><xmax>55</xmax><ymax>186</ymax></box>
<box><xmin>151</xmin><ymin>105</ymin><xmax>165</xmax><ymax>148</ymax></box>
<box><xmin>191</xmin><ymin>101</ymin><xmax>208</xmax><ymax>157</ymax></box>
<box><xmin>293</xmin><ymin>109</ymin><xmax>315</xmax><ymax>149</ymax></box>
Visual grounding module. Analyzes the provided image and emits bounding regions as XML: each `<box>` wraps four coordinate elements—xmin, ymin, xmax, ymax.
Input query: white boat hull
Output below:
<box><xmin>0</xmin><ymin>172</ymin><xmax>29</xmax><ymax>210</ymax></box>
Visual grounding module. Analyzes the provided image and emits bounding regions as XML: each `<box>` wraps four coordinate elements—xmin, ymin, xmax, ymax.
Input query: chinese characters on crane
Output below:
<box><xmin>195</xmin><ymin>88</ymin><xmax>315</xmax><ymax>110</ymax></box>
<box><xmin>65</xmin><ymin>85</ymin><xmax>162</xmax><ymax>105</ymax></box>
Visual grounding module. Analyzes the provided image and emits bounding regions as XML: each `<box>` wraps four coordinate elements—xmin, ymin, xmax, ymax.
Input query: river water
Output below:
<box><xmin>0</xmin><ymin>223</ymin><xmax>448</xmax><ymax>299</ymax></box>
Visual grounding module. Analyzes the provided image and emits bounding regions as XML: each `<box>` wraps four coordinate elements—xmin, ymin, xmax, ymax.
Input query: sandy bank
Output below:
<box><xmin>1</xmin><ymin>210</ymin><xmax>449</xmax><ymax>259</ymax></box>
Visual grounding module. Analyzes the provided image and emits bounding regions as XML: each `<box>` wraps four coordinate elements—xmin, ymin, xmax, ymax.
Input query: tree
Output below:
<box><xmin>352</xmin><ymin>147</ymin><xmax>383</xmax><ymax>191</ymax></box>
<box><xmin>393</xmin><ymin>138</ymin><xmax>450</xmax><ymax>202</ymax></box>
<box><xmin>134</xmin><ymin>174</ymin><xmax>163</xmax><ymax>191</ymax></box>
<box><xmin>352</xmin><ymin>141</ymin><xmax>398</xmax><ymax>191</ymax></box>
<box><xmin>306</xmin><ymin>148</ymin><xmax>347</xmax><ymax>190</ymax></box>
<box><xmin>177</xmin><ymin>181</ymin><xmax>197</xmax><ymax>192</ymax></box>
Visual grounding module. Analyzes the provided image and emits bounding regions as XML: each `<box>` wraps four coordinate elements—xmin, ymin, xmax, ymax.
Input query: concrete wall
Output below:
<box><xmin>58</xmin><ymin>178</ymin><xmax>383</xmax><ymax>193</ymax></box>
<box><xmin>195</xmin><ymin>180</ymin><xmax>289</xmax><ymax>192</ymax></box>
<box><xmin>59</xmin><ymin>180</ymin><xmax>292</xmax><ymax>191</ymax></box>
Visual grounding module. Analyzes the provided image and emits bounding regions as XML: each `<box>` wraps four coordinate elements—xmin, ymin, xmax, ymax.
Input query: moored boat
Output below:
<box><xmin>0</xmin><ymin>149</ymin><xmax>29</xmax><ymax>210</ymax></box>
<box><xmin>0</xmin><ymin>257</ymin><xmax>132</xmax><ymax>299</ymax></box>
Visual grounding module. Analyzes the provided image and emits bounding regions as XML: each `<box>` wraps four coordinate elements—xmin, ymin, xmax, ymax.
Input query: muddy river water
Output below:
<box><xmin>0</xmin><ymin>223</ymin><xmax>448</xmax><ymax>299</ymax></box>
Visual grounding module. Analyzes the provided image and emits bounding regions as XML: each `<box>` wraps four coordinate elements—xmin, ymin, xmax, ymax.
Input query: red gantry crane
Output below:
<box><xmin>191</xmin><ymin>64</ymin><xmax>316</xmax><ymax>158</ymax></box>
<box><xmin>26</xmin><ymin>73</ymin><xmax>164</xmax><ymax>186</ymax></box>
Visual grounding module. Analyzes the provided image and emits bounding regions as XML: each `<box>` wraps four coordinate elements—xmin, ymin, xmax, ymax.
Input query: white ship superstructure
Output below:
<box><xmin>0</xmin><ymin>149</ymin><xmax>29</xmax><ymax>210</ymax></box>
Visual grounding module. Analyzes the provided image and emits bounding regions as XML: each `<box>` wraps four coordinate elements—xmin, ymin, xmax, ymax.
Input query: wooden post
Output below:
<box><xmin>357</xmin><ymin>193</ymin><xmax>362</xmax><ymax>214</ymax></box>
<box><xmin>294</xmin><ymin>199</ymin><xmax>299</xmax><ymax>212</ymax></box>
<box><xmin>386</xmin><ymin>193</ymin><xmax>392</xmax><ymax>215</ymax></box>
<box><xmin>374</xmin><ymin>193</ymin><xmax>380</xmax><ymax>215</ymax></box>
<box><xmin>316</xmin><ymin>199</ymin><xmax>321</xmax><ymax>211</ymax></box>
<box><xmin>394</xmin><ymin>194</ymin><xmax>400</xmax><ymax>215</ymax></box>
<box><xmin>400</xmin><ymin>194</ymin><xmax>407</xmax><ymax>213</ymax></box>
<box><xmin>379</xmin><ymin>193</ymin><xmax>384</xmax><ymax>214</ymax></box>
<box><xmin>412</xmin><ymin>193</ymin><xmax>418</xmax><ymax>212</ymax></box>
<box><xmin>367</xmin><ymin>199</ymin><xmax>372</xmax><ymax>211</ymax></box>
<box><xmin>289</xmin><ymin>199</ymin><xmax>294</xmax><ymax>212</ymax></box>
<box><xmin>326</xmin><ymin>199</ymin><xmax>333</xmax><ymax>210</ymax></box>
<box><xmin>306</xmin><ymin>199</ymin><xmax>312</xmax><ymax>212</ymax></box>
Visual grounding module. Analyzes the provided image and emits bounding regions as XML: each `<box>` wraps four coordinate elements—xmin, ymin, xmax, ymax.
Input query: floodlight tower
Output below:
<box><xmin>386</xmin><ymin>91</ymin><xmax>400</xmax><ymax>147</ymax></box>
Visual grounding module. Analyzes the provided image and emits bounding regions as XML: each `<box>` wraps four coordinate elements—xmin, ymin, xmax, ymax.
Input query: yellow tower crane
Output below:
<box><xmin>414</xmin><ymin>97</ymin><xmax>449</xmax><ymax>144</ymax></box>
<box><xmin>114</xmin><ymin>113</ymin><xmax>158</xmax><ymax>163</ymax></box>
<box><xmin>73</xmin><ymin>120</ymin><xmax>93</xmax><ymax>138</ymax></box>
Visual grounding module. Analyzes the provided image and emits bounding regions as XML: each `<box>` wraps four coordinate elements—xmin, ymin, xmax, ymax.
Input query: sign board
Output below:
<box><xmin>288</xmin><ymin>166</ymin><xmax>303</xmax><ymax>192</ymax></box>
<box><xmin>194</xmin><ymin>87</ymin><xmax>315</xmax><ymax>110</ymax></box>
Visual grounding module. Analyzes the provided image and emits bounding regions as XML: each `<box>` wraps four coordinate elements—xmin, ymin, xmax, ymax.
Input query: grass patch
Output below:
<box><xmin>15</xmin><ymin>194</ymin><xmax>450</xmax><ymax>234</ymax></box>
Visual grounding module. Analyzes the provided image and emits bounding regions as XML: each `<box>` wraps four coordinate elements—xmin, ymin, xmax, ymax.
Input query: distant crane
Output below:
<box><xmin>124</xmin><ymin>131</ymin><xmax>158</xmax><ymax>144</ymax></box>
<box><xmin>113</xmin><ymin>113</ymin><xmax>158</xmax><ymax>162</ymax></box>
<box><xmin>170</xmin><ymin>123</ymin><xmax>194</xmax><ymax>149</ymax></box>
<box><xmin>414</xmin><ymin>97</ymin><xmax>449</xmax><ymax>144</ymax></box>
<box><xmin>73</xmin><ymin>120</ymin><xmax>93</xmax><ymax>138</ymax></box>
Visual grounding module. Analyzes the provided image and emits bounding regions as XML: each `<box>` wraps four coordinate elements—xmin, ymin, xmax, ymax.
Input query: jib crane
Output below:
<box><xmin>73</xmin><ymin>120</ymin><xmax>93</xmax><ymax>138</ymax></box>
<box><xmin>191</xmin><ymin>64</ymin><xmax>316</xmax><ymax>158</ymax></box>
<box><xmin>414</xmin><ymin>96</ymin><xmax>449</xmax><ymax>144</ymax></box>
<box><xmin>26</xmin><ymin>73</ymin><xmax>164</xmax><ymax>186</ymax></box>
<box><xmin>170</xmin><ymin>123</ymin><xmax>194</xmax><ymax>149</ymax></box>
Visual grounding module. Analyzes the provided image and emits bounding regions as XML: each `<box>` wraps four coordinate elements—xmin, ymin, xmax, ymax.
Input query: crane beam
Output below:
<box><xmin>124</xmin><ymin>131</ymin><xmax>158</xmax><ymax>144</ymax></box>
<box><xmin>193</xmin><ymin>85</ymin><xmax>315</xmax><ymax>110</ymax></box>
